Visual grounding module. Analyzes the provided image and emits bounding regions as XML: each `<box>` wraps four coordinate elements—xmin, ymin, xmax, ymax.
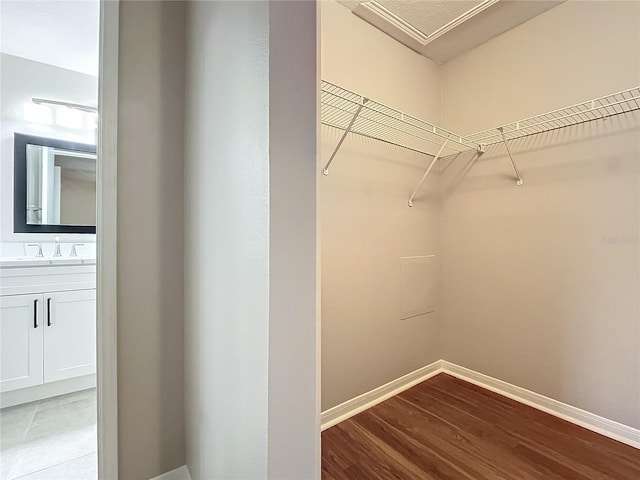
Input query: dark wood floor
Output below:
<box><xmin>322</xmin><ymin>373</ymin><xmax>640</xmax><ymax>480</ymax></box>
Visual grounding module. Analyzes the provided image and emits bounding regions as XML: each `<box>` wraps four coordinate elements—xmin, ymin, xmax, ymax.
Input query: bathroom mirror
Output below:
<box><xmin>14</xmin><ymin>133</ymin><xmax>97</xmax><ymax>233</ymax></box>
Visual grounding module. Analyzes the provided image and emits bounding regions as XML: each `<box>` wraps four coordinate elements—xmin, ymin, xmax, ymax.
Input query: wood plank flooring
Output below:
<box><xmin>321</xmin><ymin>373</ymin><xmax>640</xmax><ymax>480</ymax></box>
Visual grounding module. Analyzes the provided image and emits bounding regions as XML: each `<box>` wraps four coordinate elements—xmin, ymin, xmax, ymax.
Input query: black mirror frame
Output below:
<box><xmin>14</xmin><ymin>133</ymin><xmax>97</xmax><ymax>234</ymax></box>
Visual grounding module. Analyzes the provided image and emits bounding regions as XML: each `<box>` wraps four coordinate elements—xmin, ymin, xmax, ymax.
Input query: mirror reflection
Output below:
<box><xmin>25</xmin><ymin>143</ymin><xmax>96</xmax><ymax>227</ymax></box>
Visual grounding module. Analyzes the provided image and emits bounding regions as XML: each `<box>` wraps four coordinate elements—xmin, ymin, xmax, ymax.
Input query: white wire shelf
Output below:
<box><xmin>321</xmin><ymin>81</ymin><xmax>640</xmax><ymax>205</ymax></box>
<box><xmin>467</xmin><ymin>86</ymin><xmax>640</xmax><ymax>145</ymax></box>
<box><xmin>321</xmin><ymin>81</ymin><xmax>482</xmax><ymax>164</ymax></box>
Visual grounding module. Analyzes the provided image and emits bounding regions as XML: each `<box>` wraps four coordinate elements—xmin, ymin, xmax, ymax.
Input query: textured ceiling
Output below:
<box><xmin>336</xmin><ymin>0</ymin><xmax>564</xmax><ymax>63</ymax></box>
<box><xmin>0</xmin><ymin>0</ymin><xmax>99</xmax><ymax>76</ymax></box>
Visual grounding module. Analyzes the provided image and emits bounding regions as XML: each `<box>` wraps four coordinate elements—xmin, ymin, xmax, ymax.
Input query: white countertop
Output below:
<box><xmin>0</xmin><ymin>256</ymin><xmax>96</xmax><ymax>268</ymax></box>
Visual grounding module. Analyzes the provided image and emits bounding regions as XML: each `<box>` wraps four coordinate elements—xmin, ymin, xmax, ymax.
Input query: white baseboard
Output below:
<box><xmin>150</xmin><ymin>465</ymin><xmax>191</xmax><ymax>480</ymax></box>
<box><xmin>321</xmin><ymin>359</ymin><xmax>640</xmax><ymax>449</ymax></box>
<box><xmin>441</xmin><ymin>361</ymin><xmax>640</xmax><ymax>449</ymax></box>
<box><xmin>1</xmin><ymin>374</ymin><xmax>96</xmax><ymax>408</ymax></box>
<box><xmin>321</xmin><ymin>360</ymin><xmax>443</xmax><ymax>431</ymax></box>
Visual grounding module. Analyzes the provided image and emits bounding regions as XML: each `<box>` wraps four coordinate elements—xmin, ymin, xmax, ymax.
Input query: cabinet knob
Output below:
<box><xmin>33</xmin><ymin>298</ymin><xmax>38</xmax><ymax>328</ymax></box>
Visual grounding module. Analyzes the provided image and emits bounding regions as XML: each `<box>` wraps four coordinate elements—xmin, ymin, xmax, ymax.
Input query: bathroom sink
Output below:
<box><xmin>0</xmin><ymin>256</ymin><xmax>96</xmax><ymax>268</ymax></box>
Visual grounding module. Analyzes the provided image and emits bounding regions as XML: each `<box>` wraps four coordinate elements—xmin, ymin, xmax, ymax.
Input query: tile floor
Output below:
<box><xmin>0</xmin><ymin>388</ymin><xmax>96</xmax><ymax>480</ymax></box>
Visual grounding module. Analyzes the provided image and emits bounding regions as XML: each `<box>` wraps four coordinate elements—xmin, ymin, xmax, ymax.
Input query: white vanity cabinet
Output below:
<box><xmin>0</xmin><ymin>294</ymin><xmax>44</xmax><ymax>391</ymax></box>
<box><xmin>43</xmin><ymin>289</ymin><xmax>96</xmax><ymax>382</ymax></box>
<box><xmin>0</xmin><ymin>262</ymin><xmax>96</xmax><ymax>400</ymax></box>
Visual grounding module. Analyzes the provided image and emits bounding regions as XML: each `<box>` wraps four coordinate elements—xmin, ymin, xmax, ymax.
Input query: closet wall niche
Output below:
<box><xmin>319</xmin><ymin>0</ymin><xmax>640</xmax><ymax>431</ymax></box>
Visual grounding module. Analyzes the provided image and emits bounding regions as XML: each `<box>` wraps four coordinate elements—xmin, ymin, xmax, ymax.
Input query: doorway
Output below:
<box><xmin>0</xmin><ymin>1</ymin><xmax>118</xmax><ymax>478</ymax></box>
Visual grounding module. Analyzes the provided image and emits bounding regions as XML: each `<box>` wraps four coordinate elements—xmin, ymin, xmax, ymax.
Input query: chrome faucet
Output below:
<box><xmin>27</xmin><ymin>243</ymin><xmax>44</xmax><ymax>257</ymax></box>
<box><xmin>53</xmin><ymin>236</ymin><xmax>62</xmax><ymax>257</ymax></box>
<box><xmin>70</xmin><ymin>243</ymin><xmax>84</xmax><ymax>257</ymax></box>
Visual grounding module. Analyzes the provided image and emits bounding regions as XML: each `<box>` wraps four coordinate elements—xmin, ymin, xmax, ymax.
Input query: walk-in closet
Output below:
<box><xmin>319</xmin><ymin>1</ymin><xmax>640</xmax><ymax>477</ymax></box>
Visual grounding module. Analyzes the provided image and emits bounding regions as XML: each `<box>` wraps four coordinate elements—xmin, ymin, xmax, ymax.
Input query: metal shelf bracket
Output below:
<box><xmin>322</xmin><ymin>98</ymin><xmax>368</xmax><ymax>176</ymax></box>
<box><xmin>408</xmin><ymin>138</ymin><xmax>449</xmax><ymax>207</ymax></box>
<box><xmin>498</xmin><ymin>127</ymin><xmax>523</xmax><ymax>186</ymax></box>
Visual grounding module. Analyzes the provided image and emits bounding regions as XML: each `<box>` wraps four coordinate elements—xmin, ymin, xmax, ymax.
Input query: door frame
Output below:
<box><xmin>97</xmin><ymin>0</ymin><xmax>119</xmax><ymax>478</ymax></box>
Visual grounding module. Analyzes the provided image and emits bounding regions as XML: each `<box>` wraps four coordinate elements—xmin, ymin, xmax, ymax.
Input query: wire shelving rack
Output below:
<box><xmin>320</xmin><ymin>81</ymin><xmax>482</xmax><ymax>170</ymax></box>
<box><xmin>467</xmin><ymin>86</ymin><xmax>640</xmax><ymax>146</ymax></box>
<box><xmin>320</xmin><ymin>81</ymin><xmax>640</xmax><ymax>205</ymax></box>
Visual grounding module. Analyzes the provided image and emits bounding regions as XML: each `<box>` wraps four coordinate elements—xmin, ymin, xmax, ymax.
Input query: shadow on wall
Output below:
<box><xmin>321</xmin><ymin>125</ymin><xmax>436</xmax><ymax>170</ymax></box>
<box><xmin>440</xmin><ymin>111</ymin><xmax>640</xmax><ymax>199</ymax></box>
<box><xmin>117</xmin><ymin>1</ymin><xmax>185</xmax><ymax>478</ymax></box>
<box><xmin>321</xmin><ymin>125</ymin><xmax>443</xmax><ymax>205</ymax></box>
<box><xmin>439</xmin><ymin>111</ymin><xmax>640</xmax><ymax>426</ymax></box>
<box><xmin>439</xmin><ymin>150</ymin><xmax>481</xmax><ymax>199</ymax></box>
<box><xmin>156</xmin><ymin>1</ymin><xmax>186</xmax><ymax>474</ymax></box>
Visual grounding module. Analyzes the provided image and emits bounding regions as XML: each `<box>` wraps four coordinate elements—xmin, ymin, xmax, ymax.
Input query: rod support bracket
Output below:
<box><xmin>498</xmin><ymin>127</ymin><xmax>524</xmax><ymax>186</ymax></box>
<box><xmin>321</xmin><ymin>100</ymin><xmax>367</xmax><ymax>176</ymax></box>
<box><xmin>407</xmin><ymin>138</ymin><xmax>450</xmax><ymax>208</ymax></box>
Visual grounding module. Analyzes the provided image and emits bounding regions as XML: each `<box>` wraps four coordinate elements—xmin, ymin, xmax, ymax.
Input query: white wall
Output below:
<box><xmin>185</xmin><ymin>1</ymin><xmax>269</xmax><ymax>476</ymax></box>
<box><xmin>0</xmin><ymin>53</ymin><xmax>97</xmax><ymax>246</ymax></box>
<box><xmin>185</xmin><ymin>1</ymin><xmax>318</xmax><ymax>478</ymax></box>
<box><xmin>440</xmin><ymin>1</ymin><xmax>640</xmax><ymax>428</ymax></box>
<box><xmin>117</xmin><ymin>2</ymin><xmax>185</xmax><ymax>478</ymax></box>
<box><xmin>320</xmin><ymin>0</ymin><xmax>443</xmax><ymax>410</ymax></box>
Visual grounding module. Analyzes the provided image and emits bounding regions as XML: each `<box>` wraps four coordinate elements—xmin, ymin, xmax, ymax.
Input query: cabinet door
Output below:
<box><xmin>43</xmin><ymin>289</ymin><xmax>96</xmax><ymax>383</ymax></box>
<box><xmin>0</xmin><ymin>294</ymin><xmax>44</xmax><ymax>392</ymax></box>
